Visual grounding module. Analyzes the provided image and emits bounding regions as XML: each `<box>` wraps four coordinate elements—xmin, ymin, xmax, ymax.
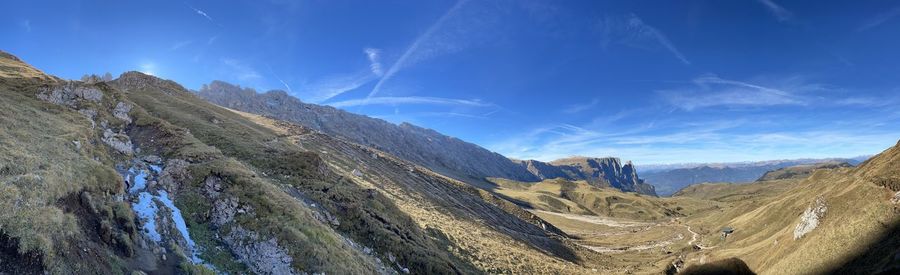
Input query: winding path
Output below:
<box><xmin>683</xmin><ymin>224</ymin><xmax>715</xmax><ymax>250</ymax></box>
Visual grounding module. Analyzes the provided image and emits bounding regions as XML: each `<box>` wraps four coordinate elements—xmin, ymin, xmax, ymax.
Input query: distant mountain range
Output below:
<box><xmin>198</xmin><ymin>81</ymin><xmax>657</xmax><ymax>195</ymax></box>
<box><xmin>643</xmin><ymin>157</ymin><xmax>870</xmax><ymax>196</ymax></box>
<box><xmin>637</xmin><ymin>156</ymin><xmax>870</xmax><ymax>172</ymax></box>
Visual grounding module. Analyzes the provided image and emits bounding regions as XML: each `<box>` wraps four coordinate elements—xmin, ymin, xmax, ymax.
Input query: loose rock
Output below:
<box><xmin>794</xmin><ymin>196</ymin><xmax>827</xmax><ymax>240</ymax></box>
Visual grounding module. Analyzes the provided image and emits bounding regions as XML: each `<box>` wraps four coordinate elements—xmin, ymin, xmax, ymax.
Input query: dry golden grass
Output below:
<box><xmin>0</xmin><ymin>51</ymin><xmax>57</xmax><ymax>81</ymax></box>
<box><xmin>0</xmin><ymin>53</ymin><xmax>132</xmax><ymax>273</ymax></box>
<box><xmin>676</xmin><ymin>156</ymin><xmax>899</xmax><ymax>274</ymax></box>
<box><xmin>207</xmin><ymin>101</ymin><xmax>900</xmax><ymax>275</ymax></box>
<box><xmin>489</xmin><ymin>177</ymin><xmax>718</xmax><ymax>221</ymax></box>
<box><xmin>230</xmin><ymin>110</ymin><xmax>609</xmax><ymax>274</ymax></box>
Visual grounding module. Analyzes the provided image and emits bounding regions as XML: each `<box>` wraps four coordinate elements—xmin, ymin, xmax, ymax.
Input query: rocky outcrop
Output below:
<box><xmin>793</xmin><ymin>196</ymin><xmax>827</xmax><ymax>240</ymax></box>
<box><xmin>36</xmin><ymin>82</ymin><xmax>103</xmax><ymax>106</ymax></box>
<box><xmin>519</xmin><ymin>159</ymin><xmax>569</xmax><ymax>180</ymax></box>
<box><xmin>517</xmin><ymin>157</ymin><xmax>657</xmax><ymax>196</ymax></box>
<box><xmin>102</xmin><ymin>128</ymin><xmax>134</xmax><ymax>155</ymax></box>
<box><xmin>197</xmin><ymin>81</ymin><xmax>540</xmax><ymax>187</ymax></box>
<box><xmin>113</xmin><ymin>101</ymin><xmax>133</xmax><ymax>124</ymax></box>
<box><xmin>114</xmin><ymin>71</ymin><xmax>187</xmax><ymax>95</ymax></box>
<box><xmin>224</xmin><ymin>226</ymin><xmax>297</xmax><ymax>275</ymax></box>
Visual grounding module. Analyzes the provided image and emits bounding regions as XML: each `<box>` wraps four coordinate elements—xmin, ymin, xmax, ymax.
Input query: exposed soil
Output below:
<box><xmin>0</xmin><ymin>232</ymin><xmax>44</xmax><ymax>274</ymax></box>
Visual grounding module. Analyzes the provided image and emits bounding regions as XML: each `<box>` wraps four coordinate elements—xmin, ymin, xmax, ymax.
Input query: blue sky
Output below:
<box><xmin>3</xmin><ymin>0</ymin><xmax>900</xmax><ymax>164</ymax></box>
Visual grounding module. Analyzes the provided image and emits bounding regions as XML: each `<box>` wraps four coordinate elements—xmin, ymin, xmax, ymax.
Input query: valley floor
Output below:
<box><xmin>521</xmin><ymin>160</ymin><xmax>900</xmax><ymax>274</ymax></box>
<box><xmin>534</xmin><ymin>210</ymin><xmax>692</xmax><ymax>273</ymax></box>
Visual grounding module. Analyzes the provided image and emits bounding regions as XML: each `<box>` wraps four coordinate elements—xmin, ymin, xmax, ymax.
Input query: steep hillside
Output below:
<box><xmin>0</xmin><ymin>51</ymin><xmax>389</xmax><ymax>274</ymax></box>
<box><xmin>225</xmin><ymin>111</ymin><xmax>617</xmax><ymax>273</ymax></box>
<box><xmin>0</xmin><ymin>51</ymin><xmax>601</xmax><ymax>274</ymax></box>
<box><xmin>197</xmin><ymin>81</ymin><xmax>659</xmax><ymax>196</ymax></box>
<box><xmin>197</xmin><ymin>81</ymin><xmax>539</xmax><ymax>187</ymax></box>
<box><xmin>674</xmin><ymin>144</ymin><xmax>900</xmax><ymax>274</ymax></box>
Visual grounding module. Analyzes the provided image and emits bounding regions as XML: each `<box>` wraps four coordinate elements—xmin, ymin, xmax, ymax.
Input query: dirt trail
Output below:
<box><xmin>534</xmin><ymin>210</ymin><xmax>707</xmax><ymax>255</ymax></box>
<box><xmin>683</xmin><ymin>224</ymin><xmax>715</xmax><ymax>250</ymax></box>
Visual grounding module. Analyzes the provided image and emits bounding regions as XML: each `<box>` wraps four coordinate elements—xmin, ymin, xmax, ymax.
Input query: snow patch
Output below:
<box><xmin>157</xmin><ymin>190</ymin><xmax>202</xmax><ymax>263</ymax></box>
<box><xmin>132</xmin><ymin>192</ymin><xmax>161</xmax><ymax>242</ymax></box>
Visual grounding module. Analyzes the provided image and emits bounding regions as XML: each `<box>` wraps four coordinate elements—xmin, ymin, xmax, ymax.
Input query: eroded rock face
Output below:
<box><xmin>527</xmin><ymin>157</ymin><xmax>658</xmax><ymax>196</ymax></box>
<box><xmin>113</xmin><ymin>102</ymin><xmax>133</xmax><ymax>124</ymax></box>
<box><xmin>36</xmin><ymin>82</ymin><xmax>103</xmax><ymax>106</ymax></box>
<box><xmin>157</xmin><ymin>159</ymin><xmax>189</xmax><ymax>192</ymax></box>
<box><xmin>211</xmin><ymin>197</ymin><xmax>238</xmax><ymax>228</ymax></box>
<box><xmin>794</xmin><ymin>196</ymin><xmax>827</xmax><ymax>240</ymax></box>
<box><xmin>102</xmin><ymin>128</ymin><xmax>134</xmax><ymax>155</ymax></box>
<box><xmin>224</xmin><ymin>226</ymin><xmax>297</xmax><ymax>275</ymax></box>
<box><xmin>202</xmin><ymin>176</ymin><xmax>224</xmax><ymax>198</ymax></box>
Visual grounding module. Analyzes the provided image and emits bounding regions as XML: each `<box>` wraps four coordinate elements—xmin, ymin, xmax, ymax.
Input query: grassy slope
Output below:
<box><xmin>1</xmin><ymin>52</ymin><xmax>381</xmax><ymax>273</ymax></box>
<box><xmin>676</xmin><ymin>147</ymin><xmax>900</xmax><ymax>274</ymax></box>
<box><xmin>119</xmin><ymin>73</ymin><xmax>385</xmax><ymax>274</ymax></box>
<box><xmin>756</xmin><ymin>161</ymin><xmax>852</xmax><ymax>181</ymax></box>
<box><xmin>0</xmin><ymin>55</ymin><xmax>134</xmax><ymax>273</ymax></box>
<box><xmin>117</xmin><ymin>76</ymin><xmax>476</xmax><ymax>274</ymax></box>
<box><xmin>489</xmin><ymin>177</ymin><xmax>715</xmax><ymax>221</ymax></box>
<box><xmin>231</xmin><ymin>110</ymin><xmax>601</xmax><ymax>273</ymax></box>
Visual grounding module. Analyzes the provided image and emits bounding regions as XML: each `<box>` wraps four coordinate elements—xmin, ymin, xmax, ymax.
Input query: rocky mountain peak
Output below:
<box><xmin>114</xmin><ymin>71</ymin><xmax>188</xmax><ymax>95</ymax></box>
<box><xmin>518</xmin><ymin>157</ymin><xmax>657</xmax><ymax>196</ymax></box>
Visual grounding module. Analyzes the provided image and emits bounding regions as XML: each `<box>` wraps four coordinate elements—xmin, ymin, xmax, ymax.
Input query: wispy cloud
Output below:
<box><xmin>294</xmin><ymin>47</ymin><xmax>397</xmax><ymax>103</ymax></box>
<box><xmin>298</xmin><ymin>71</ymin><xmax>376</xmax><ymax>103</ymax></box>
<box><xmin>563</xmin><ymin>98</ymin><xmax>600</xmax><ymax>114</ymax></box>
<box><xmin>660</xmin><ymin>75</ymin><xmax>815</xmax><ymax>110</ymax></box>
<box><xmin>267</xmin><ymin>65</ymin><xmax>292</xmax><ymax>93</ymax></box>
<box><xmin>489</xmin><ymin>115</ymin><xmax>899</xmax><ymax>165</ymax></box>
<box><xmin>328</xmin><ymin>96</ymin><xmax>493</xmax><ymax>108</ymax></box>
<box><xmin>834</xmin><ymin>96</ymin><xmax>900</xmax><ymax>108</ymax></box>
<box><xmin>364</xmin><ymin>48</ymin><xmax>384</xmax><ymax>77</ymax></box>
<box><xmin>858</xmin><ymin>6</ymin><xmax>900</xmax><ymax>31</ymax></box>
<box><xmin>222</xmin><ymin>58</ymin><xmax>262</xmax><ymax>81</ymax></box>
<box><xmin>169</xmin><ymin>40</ymin><xmax>193</xmax><ymax>51</ymax></box>
<box><xmin>756</xmin><ymin>0</ymin><xmax>793</xmax><ymax>22</ymax></box>
<box><xmin>373</xmin><ymin>111</ymin><xmax>490</xmax><ymax>124</ymax></box>
<box><xmin>19</xmin><ymin>19</ymin><xmax>31</xmax><ymax>32</ymax></box>
<box><xmin>188</xmin><ymin>5</ymin><xmax>214</xmax><ymax>22</ymax></box>
<box><xmin>600</xmin><ymin>13</ymin><xmax>690</xmax><ymax>65</ymax></box>
<box><xmin>368</xmin><ymin>0</ymin><xmax>470</xmax><ymax>98</ymax></box>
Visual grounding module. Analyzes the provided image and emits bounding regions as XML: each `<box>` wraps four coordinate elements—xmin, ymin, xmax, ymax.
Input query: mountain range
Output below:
<box><xmin>642</xmin><ymin>157</ymin><xmax>868</xmax><ymax>196</ymax></box>
<box><xmin>3</xmin><ymin>50</ymin><xmax>897</xmax><ymax>274</ymax></box>
<box><xmin>198</xmin><ymin>81</ymin><xmax>657</xmax><ymax>195</ymax></box>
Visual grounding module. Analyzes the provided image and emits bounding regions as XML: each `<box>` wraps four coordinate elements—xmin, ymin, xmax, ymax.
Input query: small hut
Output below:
<box><xmin>721</xmin><ymin>227</ymin><xmax>735</xmax><ymax>240</ymax></box>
